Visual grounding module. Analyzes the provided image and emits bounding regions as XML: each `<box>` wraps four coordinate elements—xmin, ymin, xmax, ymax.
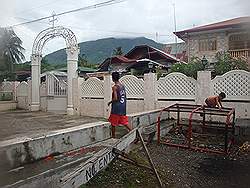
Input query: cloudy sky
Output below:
<box><xmin>0</xmin><ymin>0</ymin><xmax>249</xmax><ymax>60</ymax></box>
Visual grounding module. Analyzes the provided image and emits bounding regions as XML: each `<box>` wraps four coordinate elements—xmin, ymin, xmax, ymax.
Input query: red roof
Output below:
<box><xmin>125</xmin><ymin>45</ymin><xmax>179</xmax><ymax>62</ymax></box>
<box><xmin>175</xmin><ymin>16</ymin><xmax>250</xmax><ymax>39</ymax></box>
<box><xmin>111</xmin><ymin>56</ymin><xmax>136</xmax><ymax>63</ymax></box>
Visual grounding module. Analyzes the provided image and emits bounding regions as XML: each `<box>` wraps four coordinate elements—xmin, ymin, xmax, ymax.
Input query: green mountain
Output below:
<box><xmin>44</xmin><ymin>37</ymin><xmax>164</xmax><ymax>65</ymax></box>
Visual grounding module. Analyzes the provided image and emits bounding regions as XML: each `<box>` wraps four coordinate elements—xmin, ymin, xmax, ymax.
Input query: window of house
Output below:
<box><xmin>199</xmin><ymin>38</ymin><xmax>217</xmax><ymax>51</ymax></box>
<box><xmin>229</xmin><ymin>33</ymin><xmax>250</xmax><ymax>50</ymax></box>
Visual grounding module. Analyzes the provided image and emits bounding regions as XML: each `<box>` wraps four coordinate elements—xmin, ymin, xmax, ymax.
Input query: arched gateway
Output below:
<box><xmin>30</xmin><ymin>26</ymin><xmax>79</xmax><ymax>115</ymax></box>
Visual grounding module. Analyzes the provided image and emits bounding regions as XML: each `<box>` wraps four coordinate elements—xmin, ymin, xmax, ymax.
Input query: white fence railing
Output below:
<box><xmin>157</xmin><ymin>72</ymin><xmax>197</xmax><ymax>100</ymax></box>
<box><xmin>212</xmin><ymin>70</ymin><xmax>250</xmax><ymax>101</ymax></box>
<box><xmin>46</xmin><ymin>73</ymin><xmax>67</xmax><ymax>96</ymax></box>
<box><xmin>80</xmin><ymin>77</ymin><xmax>104</xmax><ymax>98</ymax></box>
<box><xmin>1</xmin><ymin>70</ymin><xmax>249</xmax><ymax>118</ymax></box>
<box><xmin>120</xmin><ymin>75</ymin><xmax>144</xmax><ymax>99</ymax></box>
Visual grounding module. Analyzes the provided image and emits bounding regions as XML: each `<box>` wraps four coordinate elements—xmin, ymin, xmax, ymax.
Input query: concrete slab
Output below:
<box><xmin>0</xmin><ymin>131</ymin><xmax>136</xmax><ymax>188</ymax></box>
<box><xmin>0</xmin><ymin>139</ymin><xmax>117</xmax><ymax>187</ymax></box>
<box><xmin>0</xmin><ymin>110</ymin><xmax>104</xmax><ymax>141</ymax></box>
<box><xmin>0</xmin><ymin>121</ymin><xmax>111</xmax><ymax>171</ymax></box>
<box><xmin>0</xmin><ymin>110</ymin><xmax>111</xmax><ymax>171</ymax></box>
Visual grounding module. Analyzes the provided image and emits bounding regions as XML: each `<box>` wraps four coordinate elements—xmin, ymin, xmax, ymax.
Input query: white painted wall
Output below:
<box><xmin>47</xmin><ymin>97</ymin><xmax>67</xmax><ymax>112</ymax></box>
<box><xmin>4</xmin><ymin>70</ymin><xmax>249</xmax><ymax>119</ymax></box>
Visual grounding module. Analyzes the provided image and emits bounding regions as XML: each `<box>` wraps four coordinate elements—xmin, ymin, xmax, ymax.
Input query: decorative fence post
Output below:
<box><xmin>144</xmin><ymin>73</ymin><xmax>157</xmax><ymax>111</ymax></box>
<box><xmin>13</xmin><ymin>81</ymin><xmax>20</xmax><ymax>101</ymax></box>
<box><xmin>196</xmin><ymin>71</ymin><xmax>212</xmax><ymax>104</ymax></box>
<box><xmin>73</xmin><ymin>78</ymin><xmax>80</xmax><ymax>115</ymax></box>
<box><xmin>103</xmin><ymin>74</ymin><xmax>112</xmax><ymax>118</ymax></box>
<box><xmin>66</xmin><ymin>46</ymin><xmax>79</xmax><ymax>115</ymax></box>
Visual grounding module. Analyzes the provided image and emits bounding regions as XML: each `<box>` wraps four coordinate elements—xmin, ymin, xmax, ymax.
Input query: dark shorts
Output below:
<box><xmin>108</xmin><ymin>114</ymin><xmax>128</xmax><ymax>126</ymax></box>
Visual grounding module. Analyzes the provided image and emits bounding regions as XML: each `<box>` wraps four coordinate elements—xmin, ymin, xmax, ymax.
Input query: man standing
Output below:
<box><xmin>108</xmin><ymin>72</ymin><xmax>132</xmax><ymax>138</ymax></box>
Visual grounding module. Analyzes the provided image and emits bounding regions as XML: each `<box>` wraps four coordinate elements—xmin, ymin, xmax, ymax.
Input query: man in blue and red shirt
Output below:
<box><xmin>108</xmin><ymin>72</ymin><xmax>132</xmax><ymax>138</ymax></box>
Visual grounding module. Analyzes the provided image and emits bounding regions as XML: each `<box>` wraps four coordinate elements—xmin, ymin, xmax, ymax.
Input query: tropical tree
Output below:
<box><xmin>170</xmin><ymin>57</ymin><xmax>204</xmax><ymax>78</ymax></box>
<box><xmin>0</xmin><ymin>27</ymin><xmax>25</xmax><ymax>80</ymax></box>
<box><xmin>78</xmin><ymin>54</ymin><xmax>88</xmax><ymax>67</ymax></box>
<box><xmin>214</xmin><ymin>51</ymin><xmax>249</xmax><ymax>75</ymax></box>
<box><xmin>78</xmin><ymin>54</ymin><xmax>96</xmax><ymax>69</ymax></box>
<box><xmin>113</xmin><ymin>46</ymin><xmax>123</xmax><ymax>56</ymax></box>
<box><xmin>170</xmin><ymin>52</ymin><xmax>249</xmax><ymax>79</ymax></box>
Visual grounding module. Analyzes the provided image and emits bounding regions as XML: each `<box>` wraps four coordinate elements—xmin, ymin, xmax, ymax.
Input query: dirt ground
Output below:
<box><xmin>85</xmin><ymin>141</ymin><xmax>250</xmax><ymax>188</ymax></box>
<box><xmin>0</xmin><ymin>110</ymin><xmax>104</xmax><ymax>141</ymax></box>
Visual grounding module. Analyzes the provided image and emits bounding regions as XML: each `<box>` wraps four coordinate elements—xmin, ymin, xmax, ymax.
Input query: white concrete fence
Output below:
<box><xmin>0</xmin><ymin>70</ymin><xmax>249</xmax><ymax>119</ymax></box>
<box><xmin>73</xmin><ymin>70</ymin><xmax>250</xmax><ymax>119</ymax></box>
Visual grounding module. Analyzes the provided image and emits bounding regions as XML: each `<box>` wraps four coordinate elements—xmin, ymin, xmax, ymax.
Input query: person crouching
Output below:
<box><xmin>205</xmin><ymin>92</ymin><xmax>226</xmax><ymax>110</ymax></box>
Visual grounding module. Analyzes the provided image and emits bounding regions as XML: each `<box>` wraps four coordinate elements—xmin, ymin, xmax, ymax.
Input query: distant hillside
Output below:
<box><xmin>44</xmin><ymin>37</ymin><xmax>164</xmax><ymax>64</ymax></box>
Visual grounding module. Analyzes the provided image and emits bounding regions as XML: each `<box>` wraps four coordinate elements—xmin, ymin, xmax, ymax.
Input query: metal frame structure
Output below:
<box><xmin>157</xmin><ymin>103</ymin><xmax>235</xmax><ymax>155</ymax></box>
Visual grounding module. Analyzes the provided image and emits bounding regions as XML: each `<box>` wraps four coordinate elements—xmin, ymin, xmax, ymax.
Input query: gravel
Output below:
<box><xmin>85</xmin><ymin>141</ymin><xmax>250</xmax><ymax>188</ymax></box>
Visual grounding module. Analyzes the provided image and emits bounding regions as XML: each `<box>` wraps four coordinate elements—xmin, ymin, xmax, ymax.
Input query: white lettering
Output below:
<box><xmin>84</xmin><ymin>151</ymin><xmax>116</xmax><ymax>182</ymax></box>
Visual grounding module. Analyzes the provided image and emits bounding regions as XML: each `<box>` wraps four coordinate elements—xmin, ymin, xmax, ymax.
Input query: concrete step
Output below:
<box><xmin>1</xmin><ymin>138</ymin><xmax>117</xmax><ymax>188</ymax></box>
<box><xmin>0</xmin><ymin>121</ymin><xmax>111</xmax><ymax>172</ymax></box>
<box><xmin>1</xmin><ymin>129</ymin><xmax>138</xmax><ymax>188</ymax></box>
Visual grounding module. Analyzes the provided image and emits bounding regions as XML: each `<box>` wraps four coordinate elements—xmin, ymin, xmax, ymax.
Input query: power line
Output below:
<box><xmin>9</xmin><ymin>0</ymin><xmax>127</xmax><ymax>27</ymax></box>
<box><xmin>12</xmin><ymin>15</ymin><xmax>172</xmax><ymax>38</ymax></box>
<box><xmin>14</xmin><ymin>17</ymin><xmax>51</xmax><ymax>26</ymax></box>
<box><xmin>62</xmin><ymin>24</ymin><xmax>172</xmax><ymax>37</ymax></box>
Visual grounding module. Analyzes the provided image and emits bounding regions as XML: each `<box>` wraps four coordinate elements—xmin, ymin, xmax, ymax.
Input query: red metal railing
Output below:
<box><xmin>157</xmin><ymin>103</ymin><xmax>235</xmax><ymax>155</ymax></box>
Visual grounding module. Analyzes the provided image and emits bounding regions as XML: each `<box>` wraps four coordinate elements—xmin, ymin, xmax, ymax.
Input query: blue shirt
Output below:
<box><xmin>111</xmin><ymin>84</ymin><xmax>126</xmax><ymax>115</ymax></box>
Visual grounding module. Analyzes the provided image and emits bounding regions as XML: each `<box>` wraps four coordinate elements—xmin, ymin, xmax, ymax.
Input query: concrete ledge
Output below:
<box><xmin>0</xmin><ymin>121</ymin><xmax>111</xmax><ymax>170</ymax></box>
<box><xmin>2</xmin><ymin>130</ymin><xmax>137</xmax><ymax>188</ymax></box>
<box><xmin>128</xmin><ymin>108</ymin><xmax>169</xmax><ymax>128</ymax></box>
<box><xmin>127</xmin><ymin>109</ymin><xmax>171</xmax><ymax>140</ymax></box>
<box><xmin>0</xmin><ymin>101</ymin><xmax>17</xmax><ymax>111</ymax></box>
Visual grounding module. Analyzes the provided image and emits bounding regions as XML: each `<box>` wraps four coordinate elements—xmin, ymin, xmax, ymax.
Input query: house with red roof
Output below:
<box><xmin>174</xmin><ymin>16</ymin><xmax>250</xmax><ymax>64</ymax></box>
<box><xmin>98</xmin><ymin>45</ymin><xmax>180</xmax><ymax>75</ymax></box>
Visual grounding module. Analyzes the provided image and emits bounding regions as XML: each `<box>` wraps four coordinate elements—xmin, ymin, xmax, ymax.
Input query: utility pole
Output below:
<box><xmin>173</xmin><ymin>3</ymin><xmax>178</xmax><ymax>58</ymax></box>
<box><xmin>156</xmin><ymin>32</ymin><xmax>159</xmax><ymax>42</ymax></box>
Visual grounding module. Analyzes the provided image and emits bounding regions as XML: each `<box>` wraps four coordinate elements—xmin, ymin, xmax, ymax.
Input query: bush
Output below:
<box><xmin>214</xmin><ymin>52</ymin><xmax>249</xmax><ymax>75</ymax></box>
<box><xmin>170</xmin><ymin>52</ymin><xmax>249</xmax><ymax>78</ymax></box>
<box><xmin>170</xmin><ymin>57</ymin><xmax>204</xmax><ymax>79</ymax></box>
<box><xmin>0</xmin><ymin>92</ymin><xmax>13</xmax><ymax>101</ymax></box>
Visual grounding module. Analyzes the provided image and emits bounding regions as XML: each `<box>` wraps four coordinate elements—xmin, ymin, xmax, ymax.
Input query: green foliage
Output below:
<box><xmin>0</xmin><ymin>27</ymin><xmax>25</xmax><ymax>70</ymax></box>
<box><xmin>14</xmin><ymin>61</ymin><xmax>30</xmax><ymax>71</ymax></box>
<box><xmin>170</xmin><ymin>57</ymin><xmax>204</xmax><ymax>78</ymax></box>
<box><xmin>170</xmin><ymin>52</ymin><xmax>249</xmax><ymax>78</ymax></box>
<box><xmin>214</xmin><ymin>52</ymin><xmax>249</xmax><ymax>75</ymax></box>
<box><xmin>113</xmin><ymin>46</ymin><xmax>123</xmax><ymax>55</ymax></box>
<box><xmin>0</xmin><ymin>27</ymin><xmax>25</xmax><ymax>81</ymax></box>
<box><xmin>0</xmin><ymin>92</ymin><xmax>13</xmax><ymax>101</ymax></box>
<box><xmin>78</xmin><ymin>54</ymin><xmax>98</xmax><ymax>69</ymax></box>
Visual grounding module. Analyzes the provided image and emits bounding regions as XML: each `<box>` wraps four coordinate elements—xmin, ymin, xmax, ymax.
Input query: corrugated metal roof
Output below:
<box><xmin>149</xmin><ymin>46</ymin><xmax>180</xmax><ymax>61</ymax></box>
<box><xmin>175</xmin><ymin>16</ymin><xmax>250</xmax><ymax>39</ymax></box>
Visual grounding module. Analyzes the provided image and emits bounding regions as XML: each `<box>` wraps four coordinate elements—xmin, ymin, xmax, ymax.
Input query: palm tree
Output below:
<box><xmin>0</xmin><ymin>27</ymin><xmax>25</xmax><ymax>75</ymax></box>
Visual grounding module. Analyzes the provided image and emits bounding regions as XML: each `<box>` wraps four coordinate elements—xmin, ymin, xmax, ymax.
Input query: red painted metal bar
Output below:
<box><xmin>157</xmin><ymin>103</ymin><xmax>235</xmax><ymax>155</ymax></box>
<box><xmin>188</xmin><ymin>106</ymin><xmax>203</xmax><ymax>148</ymax></box>
<box><xmin>224</xmin><ymin>108</ymin><xmax>235</xmax><ymax>153</ymax></box>
<box><xmin>157</xmin><ymin>103</ymin><xmax>176</xmax><ymax>145</ymax></box>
